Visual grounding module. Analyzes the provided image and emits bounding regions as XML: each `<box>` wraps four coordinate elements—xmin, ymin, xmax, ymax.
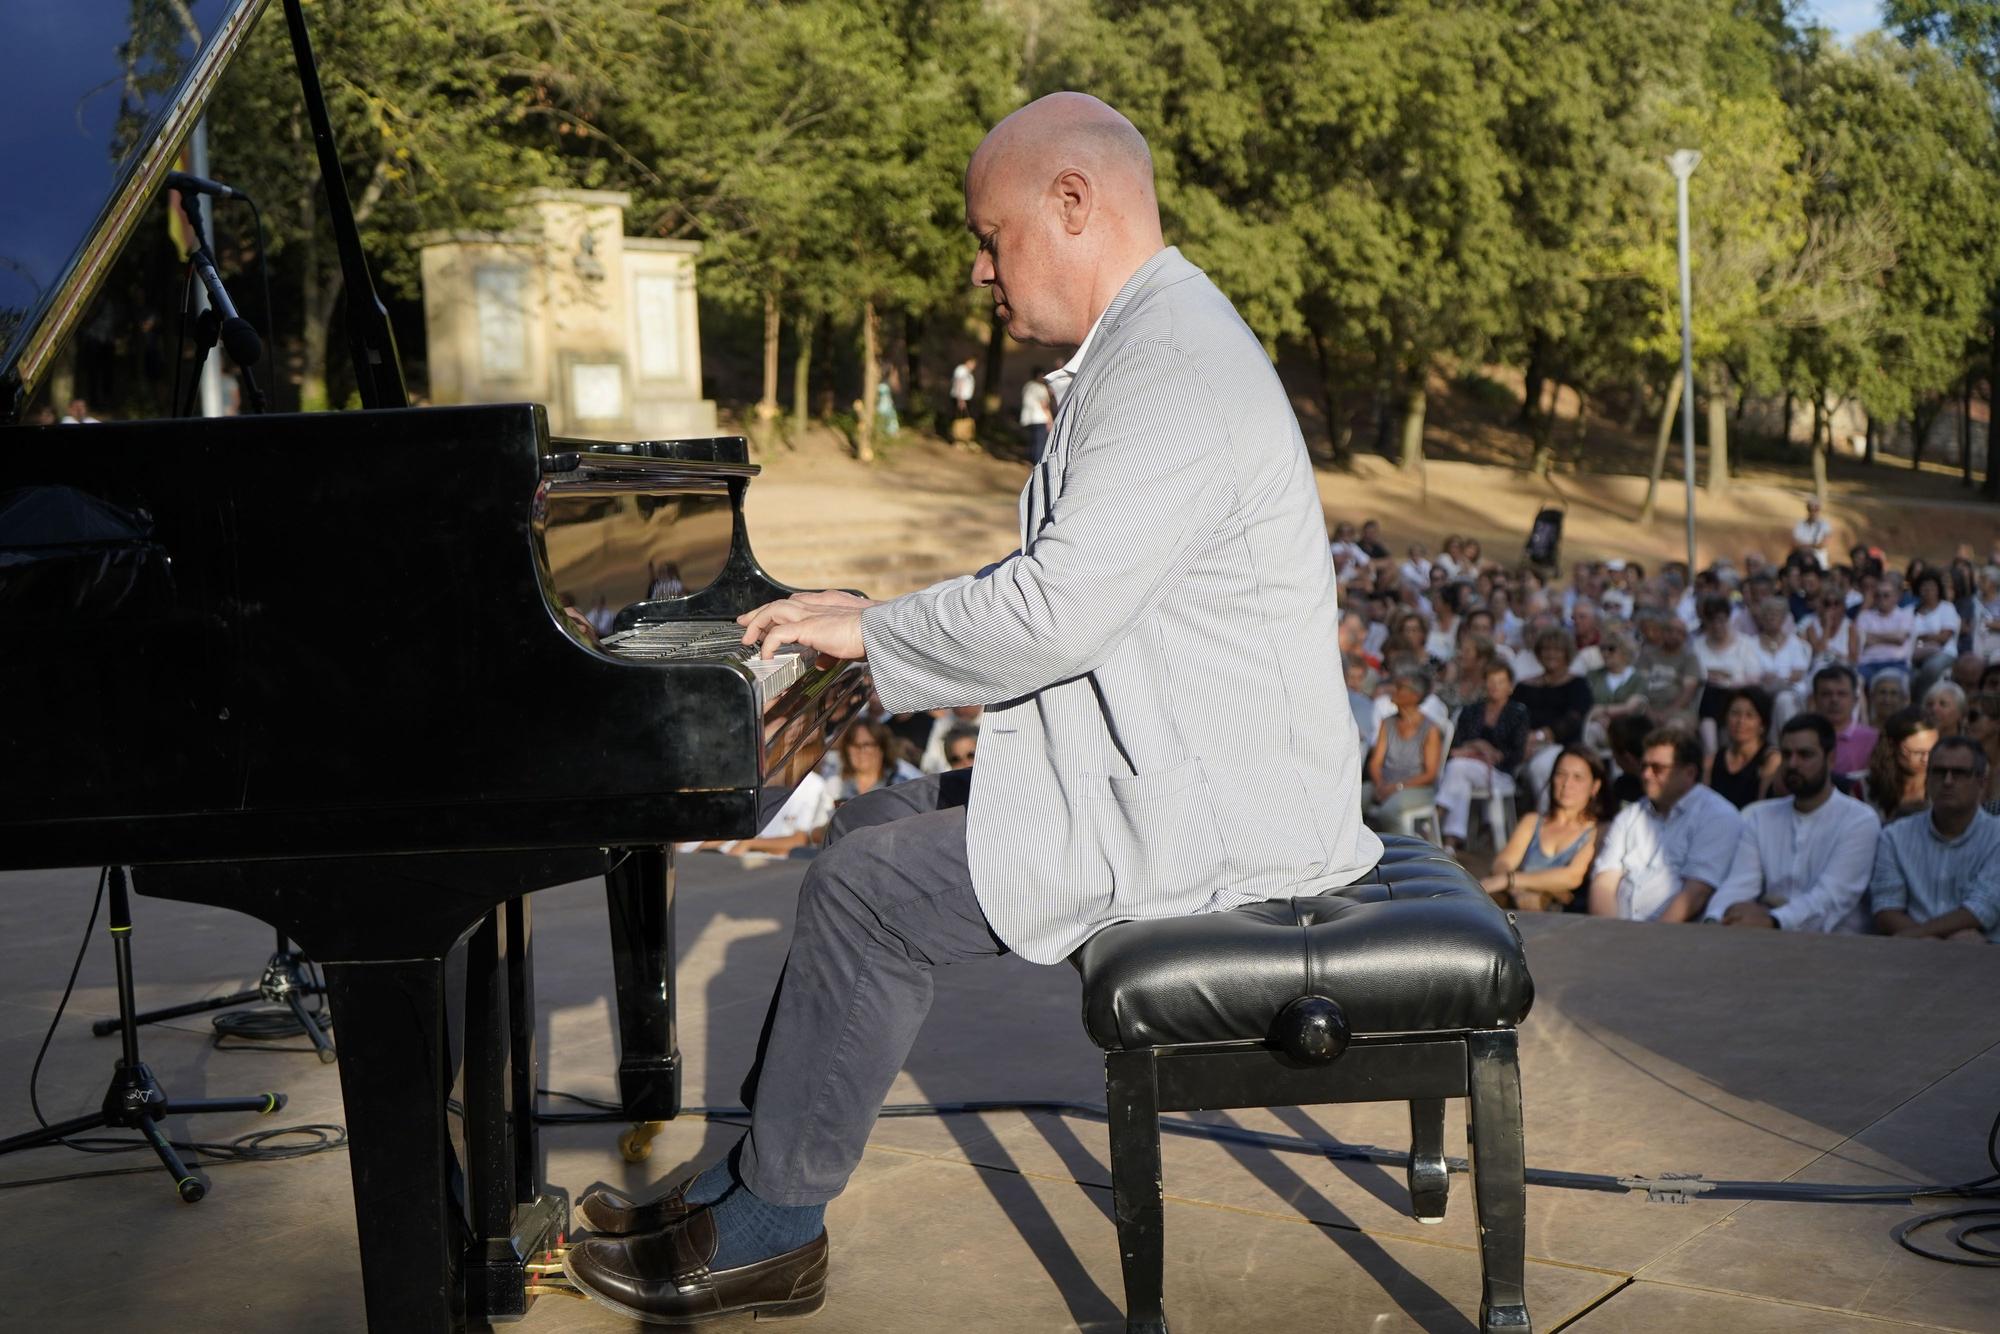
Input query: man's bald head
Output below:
<box><xmin>968</xmin><ymin>93</ymin><xmax>1156</xmax><ymax>208</ymax></box>
<box><xmin>964</xmin><ymin>93</ymin><xmax>1165</xmax><ymax>347</ymax></box>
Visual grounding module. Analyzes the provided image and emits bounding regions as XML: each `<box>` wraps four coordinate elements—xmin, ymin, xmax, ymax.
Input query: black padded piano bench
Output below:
<box><xmin>1073</xmin><ymin>835</ymin><xmax>1536</xmax><ymax>1333</ymax></box>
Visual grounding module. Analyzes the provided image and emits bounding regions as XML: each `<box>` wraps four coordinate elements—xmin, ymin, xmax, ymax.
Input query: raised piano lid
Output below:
<box><xmin>0</xmin><ymin>0</ymin><xmax>271</xmax><ymax>423</ymax></box>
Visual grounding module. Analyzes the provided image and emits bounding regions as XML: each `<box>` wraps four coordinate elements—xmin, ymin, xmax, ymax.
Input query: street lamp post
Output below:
<box><xmin>1668</xmin><ymin>149</ymin><xmax>1701</xmax><ymax>575</ymax></box>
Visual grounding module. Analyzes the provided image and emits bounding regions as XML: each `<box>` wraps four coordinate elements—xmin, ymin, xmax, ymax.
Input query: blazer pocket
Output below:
<box><xmin>1075</xmin><ymin>757</ymin><xmax>1229</xmax><ymax>916</ymax></box>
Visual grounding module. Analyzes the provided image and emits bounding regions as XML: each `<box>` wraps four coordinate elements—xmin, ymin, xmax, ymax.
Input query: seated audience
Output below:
<box><xmin>1909</xmin><ymin>568</ymin><xmax>1961</xmax><ymax>688</ymax></box>
<box><xmin>918</xmin><ymin>705</ymin><xmax>983</xmax><ymax>773</ymax></box>
<box><xmin>1513</xmin><ymin>627</ymin><xmax>1594</xmax><ymax>808</ymax></box>
<box><xmin>1479</xmin><ymin>747</ymin><xmax>1607</xmax><ymax>914</ymax></box>
<box><xmin>1969</xmin><ymin>692</ymin><xmax>2000</xmax><ymax>813</ymax></box>
<box><xmin>1751</xmin><ymin>596</ymin><xmax>1810</xmax><ymax>723</ymax></box>
<box><xmin>1854</xmin><ymin>576</ymin><xmax>1915</xmax><ymax>685</ymax></box>
<box><xmin>940</xmin><ymin>723</ymin><xmax>977</xmax><ymax>770</ymax></box>
<box><xmin>1704</xmin><ymin>713</ymin><xmax>1880</xmax><ymax>932</ymax></box>
<box><xmin>1438</xmin><ymin>661</ymin><xmax>1530</xmax><ymax>848</ymax></box>
<box><xmin>1343</xmin><ymin>652</ymin><xmax>1378</xmax><ymax>750</ymax></box>
<box><xmin>1606</xmin><ymin>713</ymin><xmax>1651</xmax><ymax>808</ymax></box>
<box><xmin>1365</xmin><ymin>668</ymin><xmax>1444</xmax><ymax>827</ymax></box>
<box><xmin>1425</xmin><ymin>583</ymin><xmax>1465</xmax><ymax>663</ymax></box>
<box><xmin>1972</xmin><ymin>565</ymin><xmax>2000</xmax><ymax>659</ymax></box>
<box><xmin>1950</xmin><ymin>651</ymin><xmax>1987</xmax><ymax>697</ymax></box>
<box><xmin>1869</xmin><ymin>736</ymin><xmax>2000</xmax><ymax>942</ymax></box>
<box><xmin>1864</xmin><ymin>708</ymin><xmax>1937</xmax><ymax>823</ymax></box>
<box><xmin>1584</xmin><ymin>631</ymin><xmax>1646</xmax><ymax>750</ymax></box>
<box><xmin>838</xmin><ymin>719</ymin><xmax>924</xmax><ymax>803</ymax></box>
<box><xmin>1635</xmin><ymin>614</ymin><xmax>1701</xmax><ymax>723</ymax></box>
<box><xmin>1922</xmin><ymin>679</ymin><xmax>1967</xmax><ymax>736</ymax></box>
<box><xmin>1868</xmin><ymin>668</ymin><xmax>1911</xmax><ymax>726</ymax></box>
<box><xmin>1438</xmin><ymin>630</ymin><xmax>1497</xmax><ymax>712</ymax></box>
<box><xmin>1588</xmin><ymin>727</ymin><xmax>1743</xmax><ymax>922</ymax></box>
<box><xmin>1693</xmin><ymin>594</ymin><xmax>1762</xmax><ymax>754</ymax></box>
<box><xmin>1810</xmin><ymin>663</ymin><xmax>1876</xmax><ymax>776</ymax></box>
<box><xmin>1386</xmin><ymin>608</ymin><xmax>1432</xmax><ymax>669</ymax></box>
<box><xmin>1703</xmin><ymin>686</ymin><xmax>1781</xmax><ymax>809</ymax></box>
<box><xmin>1803</xmin><ymin>586</ymin><xmax>1856</xmax><ymax>665</ymax></box>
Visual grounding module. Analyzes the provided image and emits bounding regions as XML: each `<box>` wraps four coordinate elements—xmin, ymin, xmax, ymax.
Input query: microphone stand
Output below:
<box><xmin>175</xmin><ymin>191</ymin><xmax>267</xmax><ymax>417</ymax></box>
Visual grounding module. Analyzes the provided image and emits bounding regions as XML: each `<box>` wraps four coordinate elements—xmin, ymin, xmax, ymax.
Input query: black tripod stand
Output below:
<box><xmin>0</xmin><ymin>868</ymin><xmax>289</xmax><ymax>1202</ymax></box>
<box><xmin>92</xmin><ymin>926</ymin><xmax>335</xmax><ymax>1063</ymax></box>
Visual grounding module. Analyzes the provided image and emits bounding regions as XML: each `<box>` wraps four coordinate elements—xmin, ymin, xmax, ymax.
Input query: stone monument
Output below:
<box><xmin>418</xmin><ymin>189</ymin><xmax>717</xmax><ymax>439</ymax></box>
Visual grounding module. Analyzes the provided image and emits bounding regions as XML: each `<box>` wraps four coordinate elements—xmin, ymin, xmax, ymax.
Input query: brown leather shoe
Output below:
<box><xmin>562</xmin><ymin>1210</ymin><xmax>828</xmax><ymax>1325</ymax></box>
<box><xmin>574</xmin><ymin>1178</ymin><xmax>695</xmax><ymax>1235</ymax></box>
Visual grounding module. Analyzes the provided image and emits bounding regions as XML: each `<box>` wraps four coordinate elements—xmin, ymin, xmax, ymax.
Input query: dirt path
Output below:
<box><xmin>742</xmin><ymin>429</ymin><xmax>2000</xmax><ymax>598</ymax></box>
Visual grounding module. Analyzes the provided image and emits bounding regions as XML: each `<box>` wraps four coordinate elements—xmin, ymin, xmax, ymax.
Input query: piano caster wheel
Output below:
<box><xmin>618</xmin><ymin>1121</ymin><xmax>664</xmax><ymax>1163</ymax></box>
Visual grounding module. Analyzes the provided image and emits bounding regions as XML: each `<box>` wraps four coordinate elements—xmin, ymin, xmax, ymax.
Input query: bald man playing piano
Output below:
<box><xmin>561</xmin><ymin>92</ymin><xmax>1379</xmax><ymax>1324</ymax></box>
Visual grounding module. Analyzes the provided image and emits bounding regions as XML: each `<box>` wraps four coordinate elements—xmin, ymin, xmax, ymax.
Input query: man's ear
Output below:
<box><xmin>1054</xmin><ymin>168</ymin><xmax>1092</xmax><ymax>235</ymax></box>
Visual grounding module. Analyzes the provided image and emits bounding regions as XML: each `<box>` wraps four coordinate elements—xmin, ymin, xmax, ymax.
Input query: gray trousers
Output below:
<box><xmin>735</xmin><ymin>767</ymin><xmax>1006</xmax><ymax>1206</ymax></box>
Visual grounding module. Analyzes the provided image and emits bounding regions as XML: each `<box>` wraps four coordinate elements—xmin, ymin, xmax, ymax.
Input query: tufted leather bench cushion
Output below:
<box><xmin>1074</xmin><ymin>835</ymin><xmax>1534</xmax><ymax>1051</ymax></box>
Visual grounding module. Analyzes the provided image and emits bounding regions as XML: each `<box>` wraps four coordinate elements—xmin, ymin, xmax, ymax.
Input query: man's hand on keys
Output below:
<box><xmin>738</xmin><ymin>590</ymin><xmax>881</xmax><ymax>664</ymax></box>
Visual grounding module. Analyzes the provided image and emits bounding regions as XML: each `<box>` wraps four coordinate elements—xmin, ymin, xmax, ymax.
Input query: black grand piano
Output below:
<box><xmin>0</xmin><ymin>3</ymin><xmax>866</xmax><ymax>1328</ymax></box>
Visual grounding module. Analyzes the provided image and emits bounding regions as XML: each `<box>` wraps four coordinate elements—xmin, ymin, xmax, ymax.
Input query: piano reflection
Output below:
<box><xmin>0</xmin><ymin>2</ymin><xmax>866</xmax><ymax>1329</ymax></box>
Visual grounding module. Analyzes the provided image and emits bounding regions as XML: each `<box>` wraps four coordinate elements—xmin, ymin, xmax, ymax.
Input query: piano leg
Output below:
<box><xmin>604</xmin><ymin>846</ymin><xmax>680</xmax><ymax>1160</ymax></box>
<box><xmin>462</xmin><ymin>900</ymin><xmax>567</xmax><ymax>1323</ymax></box>
<box><xmin>321</xmin><ymin>958</ymin><xmax>463</xmax><ymax>1332</ymax></box>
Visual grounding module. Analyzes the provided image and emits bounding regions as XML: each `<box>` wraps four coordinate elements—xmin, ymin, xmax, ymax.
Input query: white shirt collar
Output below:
<box><xmin>1043</xmin><ymin>303</ymin><xmax>1112</xmax><ymax>399</ymax></box>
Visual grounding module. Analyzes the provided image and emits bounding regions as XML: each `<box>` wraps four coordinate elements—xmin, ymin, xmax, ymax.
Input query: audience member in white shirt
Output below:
<box><xmin>1970</xmin><ymin>565</ymin><xmax>2000</xmax><ymax>661</ymax></box>
<box><xmin>1589</xmin><ymin>727</ymin><xmax>1744</xmax><ymax>922</ymax></box>
<box><xmin>1399</xmin><ymin>543</ymin><xmax>1434</xmax><ymax>594</ymax></box>
<box><xmin>1909</xmin><ymin>569</ymin><xmax>1961</xmax><ymax>688</ymax></box>
<box><xmin>1693</xmin><ymin>595</ymin><xmax>1765</xmax><ymax>753</ymax></box>
<box><xmin>1792</xmin><ymin>496</ymin><xmax>1831</xmax><ymax>567</ymax></box>
<box><xmin>1328</xmin><ymin>521</ymin><xmax>1370</xmax><ymax>574</ymax></box>
<box><xmin>1704</xmin><ymin>713</ymin><xmax>1880</xmax><ymax>931</ymax></box>
<box><xmin>1750</xmin><ymin>597</ymin><xmax>1812</xmax><ymax>725</ymax></box>
<box><xmin>1854</xmin><ymin>577</ymin><xmax>1916</xmax><ymax>684</ymax></box>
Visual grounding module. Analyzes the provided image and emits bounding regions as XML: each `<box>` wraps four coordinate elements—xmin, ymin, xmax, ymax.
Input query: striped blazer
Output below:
<box><xmin>862</xmin><ymin>247</ymin><xmax>1380</xmax><ymax>963</ymax></box>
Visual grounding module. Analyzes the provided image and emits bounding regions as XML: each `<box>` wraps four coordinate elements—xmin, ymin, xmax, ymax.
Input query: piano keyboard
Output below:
<box><xmin>601</xmin><ymin>621</ymin><xmax>811</xmax><ymax>711</ymax></box>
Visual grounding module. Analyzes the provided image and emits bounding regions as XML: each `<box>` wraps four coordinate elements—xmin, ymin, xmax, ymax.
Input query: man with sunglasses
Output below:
<box><xmin>1588</xmin><ymin>726</ymin><xmax>1742</xmax><ymax>922</ymax></box>
<box><xmin>1705</xmin><ymin>714</ymin><xmax>1879</xmax><ymax>931</ymax></box>
<box><xmin>1868</xmin><ymin>736</ymin><xmax>2000</xmax><ymax>942</ymax></box>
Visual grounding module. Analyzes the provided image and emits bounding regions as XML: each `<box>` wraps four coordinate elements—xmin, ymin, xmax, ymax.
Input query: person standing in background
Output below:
<box><xmin>1019</xmin><ymin>365</ymin><xmax>1053</xmax><ymax>463</ymax></box>
<box><xmin>950</xmin><ymin>356</ymin><xmax>977</xmax><ymax>419</ymax></box>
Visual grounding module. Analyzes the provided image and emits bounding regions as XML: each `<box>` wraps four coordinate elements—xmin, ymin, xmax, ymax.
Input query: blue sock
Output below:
<box><xmin>704</xmin><ymin>1180</ymin><xmax>826</xmax><ymax>1269</ymax></box>
<box><xmin>682</xmin><ymin>1148</ymin><xmax>740</xmax><ymax>1207</ymax></box>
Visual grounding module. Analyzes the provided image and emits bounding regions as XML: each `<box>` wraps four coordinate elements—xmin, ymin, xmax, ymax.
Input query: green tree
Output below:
<box><xmin>207</xmin><ymin>0</ymin><xmax>562</xmax><ymax>409</ymax></box>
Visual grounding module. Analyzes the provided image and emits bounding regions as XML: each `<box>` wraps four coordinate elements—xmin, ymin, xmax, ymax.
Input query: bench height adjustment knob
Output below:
<box><xmin>1274</xmin><ymin>996</ymin><xmax>1349</xmax><ymax>1064</ymax></box>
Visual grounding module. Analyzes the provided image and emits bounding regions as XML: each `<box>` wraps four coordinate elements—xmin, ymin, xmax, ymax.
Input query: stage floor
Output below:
<box><xmin>2</xmin><ymin>856</ymin><xmax>1996</xmax><ymax>1332</ymax></box>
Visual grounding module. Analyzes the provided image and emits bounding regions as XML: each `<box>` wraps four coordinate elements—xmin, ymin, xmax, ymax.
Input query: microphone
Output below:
<box><xmin>166</xmin><ymin>169</ymin><xmax>245</xmax><ymax>201</ymax></box>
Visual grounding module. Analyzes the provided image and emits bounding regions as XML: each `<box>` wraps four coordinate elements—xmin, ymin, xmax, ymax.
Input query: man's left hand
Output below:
<box><xmin>1721</xmin><ymin>901</ymin><xmax>1777</xmax><ymax>929</ymax></box>
<box><xmin>738</xmin><ymin>591</ymin><xmax>881</xmax><ymax>662</ymax></box>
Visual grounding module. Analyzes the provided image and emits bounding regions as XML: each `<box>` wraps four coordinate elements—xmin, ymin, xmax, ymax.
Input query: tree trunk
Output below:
<box><xmin>1398</xmin><ymin>377</ymin><xmax>1427</xmax><ymax>471</ymax></box>
<box><xmin>1912</xmin><ymin>405</ymin><xmax>1933</xmax><ymax>470</ymax></box>
<box><xmin>1569</xmin><ymin>386</ymin><xmax>1591</xmax><ymax>457</ymax></box>
<box><xmin>1705</xmin><ymin>376</ymin><xmax>1729</xmax><ymax>493</ymax></box>
<box><xmin>1987</xmin><ymin>310</ymin><xmax>2000</xmax><ymax>499</ymax></box>
<box><xmin>856</xmin><ymin>299</ymin><xmax>879</xmax><ymax>462</ymax></box>
<box><xmin>903</xmin><ymin>310</ymin><xmax>924</xmax><ymax>400</ymax></box>
<box><xmin>1518</xmin><ymin>332</ymin><xmax>1549</xmax><ymax>428</ymax></box>
<box><xmin>1810</xmin><ymin>395</ymin><xmax>1828</xmax><ymax>499</ymax></box>
<box><xmin>757</xmin><ymin>290</ymin><xmax>781</xmax><ymax>421</ymax></box>
<box><xmin>1781</xmin><ymin>392</ymin><xmax>1793</xmax><ymax>447</ymax></box>
<box><xmin>1641</xmin><ymin>369</ymin><xmax>1683</xmax><ymax>523</ymax></box>
<box><xmin>1309</xmin><ymin>328</ymin><xmax>1349</xmax><ymax>463</ymax></box>
<box><xmin>1962</xmin><ymin>375</ymin><xmax>1975</xmax><ymax>487</ymax></box>
<box><xmin>791</xmin><ymin>311</ymin><xmax>813</xmax><ymax>438</ymax></box>
<box><xmin>1865</xmin><ymin>416</ymin><xmax>1877</xmax><ymax>466</ymax></box>
<box><xmin>1530</xmin><ymin>379</ymin><xmax>1561</xmax><ymax>475</ymax></box>
<box><xmin>980</xmin><ymin>314</ymin><xmax>1006</xmax><ymax>422</ymax></box>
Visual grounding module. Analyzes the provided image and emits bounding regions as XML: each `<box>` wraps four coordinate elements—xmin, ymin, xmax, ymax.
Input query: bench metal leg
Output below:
<box><xmin>1407</xmin><ymin>1098</ymin><xmax>1449</xmax><ymax>1223</ymax></box>
<box><xmin>1105</xmin><ymin>1049</ymin><xmax>1169</xmax><ymax>1334</ymax></box>
<box><xmin>1466</xmin><ymin>1030</ymin><xmax>1530</xmax><ymax>1332</ymax></box>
